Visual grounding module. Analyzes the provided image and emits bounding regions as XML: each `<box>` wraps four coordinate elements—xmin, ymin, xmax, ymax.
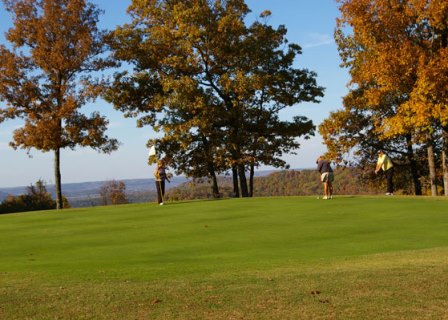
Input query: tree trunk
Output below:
<box><xmin>238</xmin><ymin>163</ymin><xmax>249</xmax><ymax>197</ymax></box>
<box><xmin>54</xmin><ymin>147</ymin><xmax>63</xmax><ymax>209</ymax></box>
<box><xmin>232</xmin><ymin>164</ymin><xmax>240</xmax><ymax>198</ymax></box>
<box><xmin>249</xmin><ymin>161</ymin><xmax>255</xmax><ymax>197</ymax></box>
<box><xmin>201</xmin><ymin>136</ymin><xmax>220</xmax><ymax>198</ymax></box>
<box><xmin>209</xmin><ymin>167</ymin><xmax>220</xmax><ymax>198</ymax></box>
<box><xmin>427</xmin><ymin>143</ymin><xmax>438</xmax><ymax>196</ymax></box>
<box><xmin>442</xmin><ymin>127</ymin><xmax>448</xmax><ymax>196</ymax></box>
<box><xmin>405</xmin><ymin>135</ymin><xmax>422</xmax><ymax>195</ymax></box>
<box><xmin>55</xmin><ymin>75</ymin><xmax>63</xmax><ymax>210</ymax></box>
<box><xmin>443</xmin><ymin>150</ymin><xmax>448</xmax><ymax>196</ymax></box>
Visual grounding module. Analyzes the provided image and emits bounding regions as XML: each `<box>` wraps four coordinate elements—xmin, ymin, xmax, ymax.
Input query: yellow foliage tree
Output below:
<box><xmin>334</xmin><ymin>0</ymin><xmax>448</xmax><ymax>195</ymax></box>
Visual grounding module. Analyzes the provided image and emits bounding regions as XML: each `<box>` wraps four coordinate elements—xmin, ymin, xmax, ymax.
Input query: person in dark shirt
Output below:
<box><xmin>316</xmin><ymin>156</ymin><xmax>334</xmax><ymax>200</ymax></box>
<box><xmin>154</xmin><ymin>159</ymin><xmax>170</xmax><ymax>205</ymax></box>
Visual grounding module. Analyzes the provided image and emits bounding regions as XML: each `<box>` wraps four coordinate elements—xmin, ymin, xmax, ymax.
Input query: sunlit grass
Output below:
<box><xmin>0</xmin><ymin>196</ymin><xmax>447</xmax><ymax>319</ymax></box>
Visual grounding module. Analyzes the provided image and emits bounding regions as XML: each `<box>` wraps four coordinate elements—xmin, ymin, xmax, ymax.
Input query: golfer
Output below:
<box><xmin>154</xmin><ymin>159</ymin><xmax>170</xmax><ymax>205</ymax></box>
<box><xmin>375</xmin><ymin>150</ymin><xmax>394</xmax><ymax>195</ymax></box>
<box><xmin>317</xmin><ymin>156</ymin><xmax>334</xmax><ymax>200</ymax></box>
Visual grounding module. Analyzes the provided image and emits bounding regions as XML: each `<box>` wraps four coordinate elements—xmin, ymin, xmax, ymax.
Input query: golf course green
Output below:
<box><xmin>1</xmin><ymin>196</ymin><xmax>447</xmax><ymax>319</ymax></box>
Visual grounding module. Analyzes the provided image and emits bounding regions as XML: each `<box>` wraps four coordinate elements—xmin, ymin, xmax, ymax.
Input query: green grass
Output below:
<box><xmin>1</xmin><ymin>196</ymin><xmax>447</xmax><ymax>319</ymax></box>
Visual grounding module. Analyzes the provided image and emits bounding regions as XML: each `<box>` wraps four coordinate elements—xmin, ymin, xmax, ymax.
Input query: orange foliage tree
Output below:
<box><xmin>0</xmin><ymin>0</ymin><xmax>118</xmax><ymax>208</ymax></box>
<box><xmin>99</xmin><ymin>180</ymin><xmax>129</xmax><ymax>206</ymax></box>
<box><xmin>323</xmin><ymin>0</ymin><xmax>448</xmax><ymax>195</ymax></box>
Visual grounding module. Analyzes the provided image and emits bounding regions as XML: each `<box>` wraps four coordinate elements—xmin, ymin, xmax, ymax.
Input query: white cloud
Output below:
<box><xmin>302</xmin><ymin>33</ymin><xmax>334</xmax><ymax>48</ymax></box>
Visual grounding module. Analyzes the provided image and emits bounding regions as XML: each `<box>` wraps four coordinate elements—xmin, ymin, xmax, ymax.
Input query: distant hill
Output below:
<box><xmin>166</xmin><ymin>167</ymin><xmax>381</xmax><ymax>201</ymax></box>
<box><xmin>0</xmin><ymin>191</ymin><xmax>9</xmax><ymax>202</ymax></box>
<box><xmin>0</xmin><ymin>169</ymin><xmax>308</xmax><ymax>206</ymax></box>
<box><xmin>0</xmin><ymin>177</ymin><xmax>188</xmax><ymax>206</ymax></box>
<box><xmin>0</xmin><ymin>170</ymin><xmax>282</xmax><ymax>202</ymax></box>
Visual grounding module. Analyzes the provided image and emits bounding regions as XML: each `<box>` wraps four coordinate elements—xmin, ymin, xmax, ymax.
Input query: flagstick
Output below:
<box><xmin>158</xmin><ymin>179</ymin><xmax>164</xmax><ymax>204</ymax></box>
<box><xmin>148</xmin><ymin>144</ymin><xmax>161</xmax><ymax>203</ymax></box>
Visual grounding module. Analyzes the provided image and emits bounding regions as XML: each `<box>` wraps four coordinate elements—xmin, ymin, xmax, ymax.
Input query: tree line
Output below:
<box><xmin>166</xmin><ymin>166</ymin><xmax>431</xmax><ymax>201</ymax></box>
<box><xmin>1</xmin><ymin>0</ymin><xmax>447</xmax><ymax>212</ymax></box>
<box><xmin>0</xmin><ymin>180</ymin><xmax>70</xmax><ymax>214</ymax></box>
<box><xmin>319</xmin><ymin>0</ymin><xmax>448</xmax><ymax>196</ymax></box>
<box><xmin>0</xmin><ymin>179</ymin><xmax>137</xmax><ymax>213</ymax></box>
<box><xmin>0</xmin><ymin>0</ymin><xmax>323</xmax><ymax>209</ymax></box>
<box><xmin>1</xmin><ymin>164</ymin><xmax>436</xmax><ymax>213</ymax></box>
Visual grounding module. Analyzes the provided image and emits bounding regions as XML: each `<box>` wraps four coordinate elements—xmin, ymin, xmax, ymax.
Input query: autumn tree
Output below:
<box><xmin>105</xmin><ymin>0</ymin><xmax>323</xmax><ymax>197</ymax></box>
<box><xmin>324</xmin><ymin>0</ymin><xmax>448</xmax><ymax>195</ymax></box>
<box><xmin>378</xmin><ymin>0</ymin><xmax>448</xmax><ymax>196</ymax></box>
<box><xmin>319</xmin><ymin>88</ymin><xmax>425</xmax><ymax>195</ymax></box>
<box><xmin>99</xmin><ymin>180</ymin><xmax>129</xmax><ymax>205</ymax></box>
<box><xmin>0</xmin><ymin>0</ymin><xmax>119</xmax><ymax>209</ymax></box>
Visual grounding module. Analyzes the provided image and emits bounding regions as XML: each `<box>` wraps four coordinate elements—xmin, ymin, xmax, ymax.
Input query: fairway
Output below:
<box><xmin>1</xmin><ymin>196</ymin><xmax>448</xmax><ymax>319</ymax></box>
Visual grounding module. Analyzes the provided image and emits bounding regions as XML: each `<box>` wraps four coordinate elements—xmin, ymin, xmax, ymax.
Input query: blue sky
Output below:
<box><xmin>0</xmin><ymin>0</ymin><xmax>349</xmax><ymax>188</ymax></box>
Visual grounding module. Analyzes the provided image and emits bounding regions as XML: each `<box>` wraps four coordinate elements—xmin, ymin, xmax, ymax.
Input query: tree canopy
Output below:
<box><xmin>105</xmin><ymin>0</ymin><xmax>323</xmax><ymax>197</ymax></box>
<box><xmin>0</xmin><ymin>0</ymin><xmax>119</xmax><ymax>208</ymax></box>
<box><xmin>320</xmin><ymin>0</ymin><xmax>448</xmax><ymax>195</ymax></box>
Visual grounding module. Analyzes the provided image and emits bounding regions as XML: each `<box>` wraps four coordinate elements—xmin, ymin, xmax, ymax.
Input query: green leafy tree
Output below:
<box><xmin>0</xmin><ymin>179</ymin><xmax>69</xmax><ymax>214</ymax></box>
<box><xmin>0</xmin><ymin>0</ymin><xmax>119</xmax><ymax>209</ymax></box>
<box><xmin>105</xmin><ymin>0</ymin><xmax>323</xmax><ymax>197</ymax></box>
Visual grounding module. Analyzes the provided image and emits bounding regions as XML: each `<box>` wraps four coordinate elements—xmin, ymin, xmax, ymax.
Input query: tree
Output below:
<box><xmin>319</xmin><ymin>88</ymin><xmax>425</xmax><ymax>195</ymax></box>
<box><xmin>0</xmin><ymin>0</ymin><xmax>119</xmax><ymax>209</ymax></box>
<box><xmin>0</xmin><ymin>179</ymin><xmax>69</xmax><ymax>214</ymax></box>
<box><xmin>105</xmin><ymin>0</ymin><xmax>323</xmax><ymax>197</ymax></box>
<box><xmin>327</xmin><ymin>0</ymin><xmax>448</xmax><ymax>195</ymax></box>
<box><xmin>99</xmin><ymin>180</ymin><xmax>129</xmax><ymax>205</ymax></box>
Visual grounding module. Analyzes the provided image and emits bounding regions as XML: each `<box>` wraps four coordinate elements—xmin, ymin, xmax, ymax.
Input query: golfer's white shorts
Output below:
<box><xmin>321</xmin><ymin>172</ymin><xmax>334</xmax><ymax>183</ymax></box>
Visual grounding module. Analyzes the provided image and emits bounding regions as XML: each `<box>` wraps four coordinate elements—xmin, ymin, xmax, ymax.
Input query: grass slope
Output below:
<box><xmin>1</xmin><ymin>196</ymin><xmax>447</xmax><ymax>319</ymax></box>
